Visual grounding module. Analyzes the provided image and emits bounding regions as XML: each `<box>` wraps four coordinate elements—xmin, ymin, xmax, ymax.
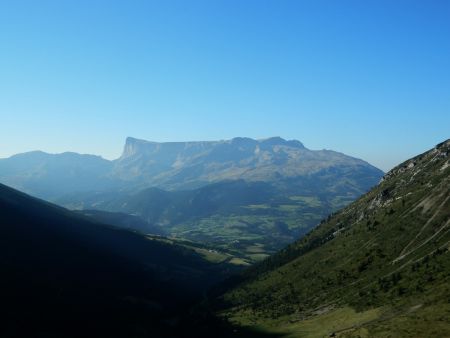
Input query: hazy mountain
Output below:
<box><xmin>0</xmin><ymin>182</ymin><xmax>239</xmax><ymax>337</ymax></box>
<box><xmin>215</xmin><ymin>139</ymin><xmax>450</xmax><ymax>337</ymax></box>
<box><xmin>113</xmin><ymin>136</ymin><xmax>383</xmax><ymax>190</ymax></box>
<box><xmin>0</xmin><ymin>137</ymin><xmax>383</xmax><ymax>201</ymax></box>
<box><xmin>0</xmin><ymin>151</ymin><xmax>116</xmax><ymax>199</ymax></box>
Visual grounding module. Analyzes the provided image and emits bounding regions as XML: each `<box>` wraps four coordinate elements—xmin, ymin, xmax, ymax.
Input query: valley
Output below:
<box><xmin>0</xmin><ymin>137</ymin><xmax>383</xmax><ymax>263</ymax></box>
<box><xmin>0</xmin><ymin>138</ymin><xmax>448</xmax><ymax>337</ymax></box>
<box><xmin>63</xmin><ymin>180</ymin><xmax>349</xmax><ymax>264</ymax></box>
<box><xmin>3</xmin><ymin>2</ymin><xmax>448</xmax><ymax>336</ymax></box>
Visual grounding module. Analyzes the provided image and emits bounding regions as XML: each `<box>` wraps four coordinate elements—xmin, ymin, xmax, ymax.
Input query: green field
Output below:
<box><xmin>166</xmin><ymin>194</ymin><xmax>340</xmax><ymax>263</ymax></box>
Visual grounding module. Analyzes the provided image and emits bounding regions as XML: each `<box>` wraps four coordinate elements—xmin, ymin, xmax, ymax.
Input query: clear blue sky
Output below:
<box><xmin>0</xmin><ymin>0</ymin><xmax>449</xmax><ymax>171</ymax></box>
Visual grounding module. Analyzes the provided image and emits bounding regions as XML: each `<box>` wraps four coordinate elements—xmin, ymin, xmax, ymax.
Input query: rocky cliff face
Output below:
<box><xmin>112</xmin><ymin>136</ymin><xmax>383</xmax><ymax>190</ymax></box>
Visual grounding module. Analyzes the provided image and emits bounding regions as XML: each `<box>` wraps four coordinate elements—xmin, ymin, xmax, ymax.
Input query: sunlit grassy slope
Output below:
<box><xmin>216</xmin><ymin>140</ymin><xmax>450</xmax><ymax>337</ymax></box>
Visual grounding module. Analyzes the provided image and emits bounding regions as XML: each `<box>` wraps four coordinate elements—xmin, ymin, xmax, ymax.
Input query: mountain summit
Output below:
<box><xmin>119</xmin><ymin>136</ymin><xmax>304</xmax><ymax>161</ymax></box>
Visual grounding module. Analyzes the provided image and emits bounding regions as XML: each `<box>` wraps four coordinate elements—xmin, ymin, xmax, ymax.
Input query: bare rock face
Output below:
<box><xmin>121</xmin><ymin>137</ymin><xmax>149</xmax><ymax>158</ymax></box>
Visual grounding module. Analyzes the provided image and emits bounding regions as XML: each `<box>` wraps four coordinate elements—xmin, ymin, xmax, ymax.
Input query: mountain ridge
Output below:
<box><xmin>113</xmin><ymin>136</ymin><xmax>382</xmax><ymax>190</ymax></box>
<box><xmin>0</xmin><ymin>136</ymin><xmax>383</xmax><ymax>199</ymax></box>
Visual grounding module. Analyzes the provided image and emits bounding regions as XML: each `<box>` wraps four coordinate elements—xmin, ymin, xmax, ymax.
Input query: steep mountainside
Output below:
<box><xmin>215</xmin><ymin>140</ymin><xmax>450</xmax><ymax>337</ymax></box>
<box><xmin>0</xmin><ymin>183</ymin><xmax>237</xmax><ymax>337</ymax></box>
<box><xmin>0</xmin><ymin>137</ymin><xmax>383</xmax><ymax>200</ymax></box>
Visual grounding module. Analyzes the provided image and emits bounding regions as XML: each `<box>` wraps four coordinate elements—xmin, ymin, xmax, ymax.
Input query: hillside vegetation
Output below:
<box><xmin>216</xmin><ymin>140</ymin><xmax>450</xmax><ymax>337</ymax></box>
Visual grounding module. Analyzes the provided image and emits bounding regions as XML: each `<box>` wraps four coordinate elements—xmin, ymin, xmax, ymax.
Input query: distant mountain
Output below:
<box><xmin>0</xmin><ymin>183</ymin><xmax>236</xmax><ymax>337</ymax></box>
<box><xmin>215</xmin><ymin>140</ymin><xmax>450</xmax><ymax>337</ymax></box>
<box><xmin>0</xmin><ymin>151</ymin><xmax>116</xmax><ymax>199</ymax></box>
<box><xmin>113</xmin><ymin>136</ymin><xmax>383</xmax><ymax>190</ymax></box>
<box><xmin>0</xmin><ymin>137</ymin><xmax>383</xmax><ymax>200</ymax></box>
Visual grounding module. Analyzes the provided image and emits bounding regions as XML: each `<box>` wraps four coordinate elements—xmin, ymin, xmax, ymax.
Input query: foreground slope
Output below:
<box><xmin>0</xmin><ymin>183</ymin><xmax>236</xmax><ymax>337</ymax></box>
<box><xmin>217</xmin><ymin>140</ymin><xmax>450</xmax><ymax>337</ymax></box>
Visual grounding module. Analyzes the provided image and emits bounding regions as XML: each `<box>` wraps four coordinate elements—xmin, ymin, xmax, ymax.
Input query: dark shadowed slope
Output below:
<box><xmin>216</xmin><ymin>140</ymin><xmax>450</xmax><ymax>337</ymax></box>
<box><xmin>74</xmin><ymin>209</ymin><xmax>166</xmax><ymax>235</ymax></box>
<box><xmin>0</xmin><ymin>183</ymin><xmax>240</xmax><ymax>337</ymax></box>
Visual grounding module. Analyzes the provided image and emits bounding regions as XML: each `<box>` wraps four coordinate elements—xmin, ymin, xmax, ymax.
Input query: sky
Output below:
<box><xmin>0</xmin><ymin>0</ymin><xmax>449</xmax><ymax>171</ymax></box>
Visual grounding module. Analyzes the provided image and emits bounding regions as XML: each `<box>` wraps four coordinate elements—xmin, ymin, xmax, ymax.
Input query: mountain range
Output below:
<box><xmin>0</xmin><ymin>136</ymin><xmax>383</xmax><ymax>199</ymax></box>
<box><xmin>114</xmin><ymin>136</ymin><xmax>382</xmax><ymax>191</ymax></box>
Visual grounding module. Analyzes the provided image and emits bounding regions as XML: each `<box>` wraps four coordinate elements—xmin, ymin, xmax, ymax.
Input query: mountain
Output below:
<box><xmin>0</xmin><ymin>151</ymin><xmax>116</xmax><ymax>199</ymax></box>
<box><xmin>113</xmin><ymin>136</ymin><xmax>383</xmax><ymax>191</ymax></box>
<box><xmin>0</xmin><ymin>182</ymin><xmax>240</xmax><ymax>337</ymax></box>
<box><xmin>214</xmin><ymin>140</ymin><xmax>450</xmax><ymax>337</ymax></box>
<box><xmin>0</xmin><ymin>137</ymin><xmax>383</xmax><ymax>200</ymax></box>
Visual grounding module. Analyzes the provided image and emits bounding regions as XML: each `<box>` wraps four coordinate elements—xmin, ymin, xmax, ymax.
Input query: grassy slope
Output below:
<box><xmin>217</xmin><ymin>140</ymin><xmax>450</xmax><ymax>337</ymax></box>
